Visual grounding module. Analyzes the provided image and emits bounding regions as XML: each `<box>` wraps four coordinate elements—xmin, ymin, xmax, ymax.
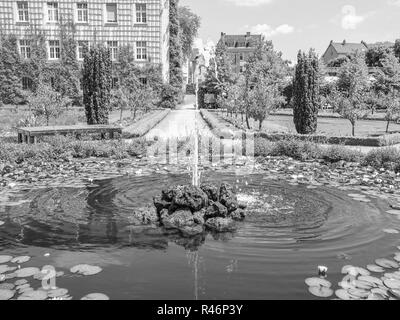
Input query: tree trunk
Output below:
<box><xmin>245</xmin><ymin>112</ymin><xmax>251</xmax><ymax>130</ymax></box>
<box><xmin>386</xmin><ymin>121</ymin><xmax>390</xmax><ymax>133</ymax></box>
<box><xmin>352</xmin><ymin>122</ymin><xmax>355</xmax><ymax>137</ymax></box>
<box><xmin>120</xmin><ymin>106</ymin><xmax>123</xmax><ymax>123</ymax></box>
<box><xmin>259</xmin><ymin>120</ymin><xmax>263</xmax><ymax>131</ymax></box>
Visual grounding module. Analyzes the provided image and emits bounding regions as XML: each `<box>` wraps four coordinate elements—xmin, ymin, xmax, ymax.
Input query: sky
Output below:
<box><xmin>180</xmin><ymin>0</ymin><xmax>400</xmax><ymax>63</ymax></box>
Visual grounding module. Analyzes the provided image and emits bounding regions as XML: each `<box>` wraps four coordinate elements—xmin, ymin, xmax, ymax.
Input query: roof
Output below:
<box><xmin>330</xmin><ymin>42</ymin><xmax>368</xmax><ymax>55</ymax></box>
<box><xmin>220</xmin><ymin>33</ymin><xmax>262</xmax><ymax>48</ymax></box>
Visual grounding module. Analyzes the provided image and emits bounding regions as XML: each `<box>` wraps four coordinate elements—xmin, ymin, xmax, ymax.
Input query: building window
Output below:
<box><xmin>106</xmin><ymin>3</ymin><xmax>117</xmax><ymax>23</ymax></box>
<box><xmin>76</xmin><ymin>3</ymin><xmax>88</xmax><ymax>23</ymax></box>
<box><xmin>17</xmin><ymin>1</ymin><xmax>29</xmax><ymax>22</ymax></box>
<box><xmin>19</xmin><ymin>40</ymin><xmax>31</xmax><ymax>59</ymax></box>
<box><xmin>240</xmin><ymin>53</ymin><xmax>244</xmax><ymax>61</ymax></box>
<box><xmin>22</xmin><ymin>77</ymin><xmax>33</xmax><ymax>90</ymax></box>
<box><xmin>239</xmin><ymin>66</ymin><xmax>244</xmax><ymax>73</ymax></box>
<box><xmin>107</xmin><ymin>41</ymin><xmax>118</xmax><ymax>61</ymax></box>
<box><xmin>47</xmin><ymin>2</ymin><xmax>59</xmax><ymax>22</ymax></box>
<box><xmin>139</xmin><ymin>77</ymin><xmax>148</xmax><ymax>86</ymax></box>
<box><xmin>49</xmin><ymin>40</ymin><xmax>60</xmax><ymax>60</ymax></box>
<box><xmin>77</xmin><ymin>41</ymin><xmax>89</xmax><ymax>60</ymax></box>
<box><xmin>112</xmin><ymin>77</ymin><xmax>119</xmax><ymax>89</ymax></box>
<box><xmin>136</xmin><ymin>41</ymin><xmax>147</xmax><ymax>61</ymax></box>
<box><xmin>136</xmin><ymin>4</ymin><xmax>147</xmax><ymax>23</ymax></box>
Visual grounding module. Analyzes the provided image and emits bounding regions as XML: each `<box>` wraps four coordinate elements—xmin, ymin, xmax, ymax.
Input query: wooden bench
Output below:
<box><xmin>17</xmin><ymin>125</ymin><xmax>122</xmax><ymax>144</ymax></box>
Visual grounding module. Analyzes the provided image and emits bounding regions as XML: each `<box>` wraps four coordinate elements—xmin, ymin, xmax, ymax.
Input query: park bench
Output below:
<box><xmin>17</xmin><ymin>124</ymin><xmax>122</xmax><ymax>144</ymax></box>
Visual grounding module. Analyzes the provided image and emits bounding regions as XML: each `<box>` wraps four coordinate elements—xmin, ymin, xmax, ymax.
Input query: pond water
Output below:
<box><xmin>1</xmin><ymin>172</ymin><xmax>400</xmax><ymax>300</ymax></box>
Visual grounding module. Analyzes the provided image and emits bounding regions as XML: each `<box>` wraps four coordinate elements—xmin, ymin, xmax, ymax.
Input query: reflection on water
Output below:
<box><xmin>0</xmin><ymin>173</ymin><xmax>399</xmax><ymax>299</ymax></box>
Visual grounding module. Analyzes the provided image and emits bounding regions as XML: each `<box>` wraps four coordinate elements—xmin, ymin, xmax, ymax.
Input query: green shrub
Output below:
<box><xmin>363</xmin><ymin>147</ymin><xmax>400</xmax><ymax>170</ymax></box>
<box><xmin>321</xmin><ymin>145</ymin><xmax>363</xmax><ymax>163</ymax></box>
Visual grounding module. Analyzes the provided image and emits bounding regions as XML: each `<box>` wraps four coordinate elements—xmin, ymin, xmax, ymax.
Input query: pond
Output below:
<box><xmin>0</xmin><ymin>172</ymin><xmax>400</xmax><ymax>300</ymax></box>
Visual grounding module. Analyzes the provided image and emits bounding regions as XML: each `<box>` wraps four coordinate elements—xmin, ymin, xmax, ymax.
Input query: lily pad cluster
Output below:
<box><xmin>307</xmin><ymin>251</ymin><xmax>400</xmax><ymax>300</ymax></box>
<box><xmin>153</xmin><ymin>183</ymin><xmax>247</xmax><ymax>236</ymax></box>
<box><xmin>0</xmin><ymin>254</ymin><xmax>109</xmax><ymax>300</ymax></box>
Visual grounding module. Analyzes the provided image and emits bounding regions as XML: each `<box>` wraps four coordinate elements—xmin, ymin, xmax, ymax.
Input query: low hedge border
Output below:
<box><xmin>212</xmin><ymin>111</ymin><xmax>400</xmax><ymax>147</ymax></box>
<box><xmin>122</xmin><ymin>109</ymin><xmax>171</xmax><ymax>138</ymax></box>
<box><xmin>200</xmin><ymin>109</ymin><xmax>243</xmax><ymax>139</ymax></box>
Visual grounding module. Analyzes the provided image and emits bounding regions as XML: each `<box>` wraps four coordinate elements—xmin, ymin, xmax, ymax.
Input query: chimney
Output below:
<box><xmin>330</xmin><ymin>40</ymin><xmax>333</xmax><ymax>45</ymax></box>
<box><xmin>342</xmin><ymin>39</ymin><xmax>346</xmax><ymax>45</ymax></box>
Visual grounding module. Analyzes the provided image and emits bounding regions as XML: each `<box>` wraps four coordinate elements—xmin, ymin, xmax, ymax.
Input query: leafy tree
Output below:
<box><xmin>169</xmin><ymin>0</ymin><xmax>183</xmax><ymax>106</ymax></box>
<box><xmin>248</xmin><ymin>77</ymin><xmax>285</xmax><ymax>130</ymax></box>
<box><xmin>82</xmin><ymin>46</ymin><xmax>112</xmax><ymax>125</ymax></box>
<box><xmin>365</xmin><ymin>45</ymin><xmax>394</xmax><ymax>67</ymax></box>
<box><xmin>0</xmin><ymin>35</ymin><xmax>24</xmax><ymax>105</ymax></box>
<box><xmin>178</xmin><ymin>6</ymin><xmax>201</xmax><ymax>59</ymax></box>
<box><xmin>373</xmin><ymin>51</ymin><xmax>400</xmax><ymax>94</ymax></box>
<box><xmin>27</xmin><ymin>83</ymin><xmax>70</xmax><ymax>126</ymax></box>
<box><xmin>327</xmin><ymin>56</ymin><xmax>350</xmax><ymax>68</ymax></box>
<box><xmin>293</xmin><ymin>49</ymin><xmax>321</xmax><ymax>134</ymax></box>
<box><xmin>329</xmin><ymin>53</ymin><xmax>371</xmax><ymax>136</ymax></box>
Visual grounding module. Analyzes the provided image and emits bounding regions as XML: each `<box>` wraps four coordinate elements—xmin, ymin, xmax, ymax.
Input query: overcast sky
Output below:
<box><xmin>180</xmin><ymin>0</ymin><xmax>400</xmax><ymax>62</ymax></box>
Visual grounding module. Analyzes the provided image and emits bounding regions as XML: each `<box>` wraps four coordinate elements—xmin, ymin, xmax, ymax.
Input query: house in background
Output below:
<box><xmin>322</xmin><ymin>39</ymin><xmax>395</xmax><ymax>66</ymax></box>
<box><xmin>218</xmin><ymin>32</ymin><xmax>262</xmax><ymax>74</ymax></box>
<box><xmin>322</xmin><ymin>40</ymin><xmax>368</xmax><ymax>65</ymax></box>
<box><xmin>0</xmin><ymin>0</ymin><xmax>170</xmax><ymax>90</ymax></box>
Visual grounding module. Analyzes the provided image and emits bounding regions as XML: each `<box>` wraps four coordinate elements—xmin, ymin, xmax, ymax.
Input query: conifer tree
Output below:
<box><xmin>82</xmin><ymin>46</ymin><xmax>112</xmax><ymax>125</ymax></box>
<box><xmin>293</xmin><ymin>49</ymin><xmax>320</xmax><ymax>134</ymax></box>
<box><xmin>0</xmin><ymin>35</ymin><xmax>24</xmax><ymax>105</ymax></box>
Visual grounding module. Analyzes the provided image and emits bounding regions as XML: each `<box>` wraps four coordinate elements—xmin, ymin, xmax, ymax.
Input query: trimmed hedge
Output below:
<box><xmin>200</xmin><ymin>109</ymin><xmax>242</xmax><ymax>139</ymax></box>
<box><xmin>122</xmin><ymin>109</ymin><xmax>171</xmax><ymax>138</ymax></box>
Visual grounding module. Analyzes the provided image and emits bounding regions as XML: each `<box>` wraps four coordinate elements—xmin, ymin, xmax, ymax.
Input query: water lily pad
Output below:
<box><xmin>0</xmin><ymin>283</ymin><xmax>15</xmax><ymax>290</ymax></box>
<box><xmin>342</xmin><ymin>265</ymin><xmax>360</xmax><ymax>276</ymax></box>
<box><xmin>305</xmin><ymin>278</ymin><xmax>331</xmax><ymax>288</ymax></box>
<box><xmin>0</xmin><ymin>289</ymin><xmax>15</xmax><ymax>300</ymax></box>
<box><xmin>384</xmin><ymin>272</ymin><xmax>400</xmax><ymax>280</ymax></box>
<box><xmin>47</xmin><ymin>288</ymin><xmax>68</xmax><ymax>298</ymax></box>
<box><xmin>11</xmin><ymin>256</ymin><xmax>31</xmax><ymax>264</ymax></box>
<box><xmin>394</xmin><ymin>254</ymin><xmax>400</xmax><ymax>262</ymax></box>
<box><xmin>0</xmin><ymin>265</ymin><xmax>17</xmax><ymax>274</ymax></box>
<box><xmin>358</xmin><ymin>276</ymin><xmax>383</xmax><ymax>286</ymax></box>
<box><xmin>387</xmin><ymin>210</ymin><xmax>400</xmax><ymax>215</ymax></box>
<box><xmin>371</xmin><ymin>288</ymin><xmax>389</xmax><ymax>297</ymax></box>
<box><xmin>81</xmin><ymin>293</ymin><xmax>109</xmax><ymax>300</ymax></box>
<box><xmin>0</xmin><ymin>256</ymin><xmax>12</xmax><ymax>264</ymax></box>
<box><xmin>367</xmin><ymin>293</ymin><xmax>386</xmax><ymax>300</ymax></box>
<box><xmin>375</xmin><ymin>258</ymin><xmax>399</xmax><ymax>269</ymax></box>
<box><xmin>356</xmin><ymin>267</ymin><xmax>370</xmax><ymax>276</ymax></box>
<box><xmin>0</xmin><ymin>221</ymin><xmax>4</xmax><ymax>226</ymax></box>
<box><xmin>383</xmin><ymin>229</ymin><xmax>399</xmax><ymax>234</ymax></box>
<box><xmin>308</xmin><ymin>286</ymin><xmax>333</xmax><ymax>298</ymax></box>
<box><xmin>18</xmin><ymin>290</ymin><xmax>48</xmax><ymax>300</ymax></box>
<box><xmin>15</xmin><ymin>267</ymin><xmax>40</xmax><ymax>278</ymax></box>
<box><xmin>70</xmin><ymin>264</ymin><xmax>102</xmax><ymax>276</ymax></box>
<box><xmin>338</xmin><ymin>281</ymin><xmax>356</xmax><ymax>290</ymax></box>
<box><xmin>348</xmin><ymin>288</ymin><xmax>370</xmax><ymax>298</ymax></box>
<box><xmin>335</xmin><ymin>289</ymin><xmax>354</xmax><ymax>300</ymax></box>
<box><xmin>16</xmin><ymin>283</ymin><xmax>30</xmax><ymax>290</ymax></box>
<box><xmin>390</xmin><ymin>289</ymin><xmax>400</xmax><ymax>299</ymax></box>
<box><xmin>14</xmin><ymin>279</ymin><xmax>28</xmax><ymax>286</ymax></box>
<box><xmin>367</xmin><ymin>264</ymin><xmax>385</xmax><ymax>273</ymax></box>
<box><xmin>354</xmin><ymin>279</ymin><xmax>374</xmax><ymax>290</ymax></box>
<box><xmin>384</xmin><ymin>279</ymin><xmax>400</xmax><ymax>290</ymax></box>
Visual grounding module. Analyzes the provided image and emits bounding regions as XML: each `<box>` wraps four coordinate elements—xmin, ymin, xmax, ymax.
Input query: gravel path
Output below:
<box><xmin>146</xmin><ymin>95</ymin><xmax>213</xmax><ymax>140</ymax></box>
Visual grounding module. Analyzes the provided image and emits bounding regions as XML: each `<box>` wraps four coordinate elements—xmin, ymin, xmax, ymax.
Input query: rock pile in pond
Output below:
<box><xmin>153</xmin><ymin>183</ymin><xmax>246</xmax><ymax>237</ymax></box>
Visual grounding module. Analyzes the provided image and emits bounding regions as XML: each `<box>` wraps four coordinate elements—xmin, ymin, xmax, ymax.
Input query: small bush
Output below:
<box><xmin>363</xmin><ymin>147</ymin><xmax>400</xmax><ymax>170</ymax></box>
<box><xmin>321</xmin><ymin>145</ymin><xmax>363</xmax><ymax>163</ymax></box>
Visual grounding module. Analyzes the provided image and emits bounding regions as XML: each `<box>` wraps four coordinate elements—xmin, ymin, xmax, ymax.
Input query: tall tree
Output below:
<box><xmin>82</xmin><ymin>46</ymin><xmax>112</xmax><ymax>125</ymax></box>
<box><xmin>169</xmin><ymin>0</ymin><xmax>183</xmax><ymax>106</ymax></box>
<box><xmin>395</xmin><ymin>39</ymin><xmax>400</xmax><ymax>62</ymax></box>
<box><xmin>329</xmin><ymin>52</ymin><xmax>371</xmax><ymax>136</ymax></box>
<box><xmin>293</xmin><ymin>49</ymin><xmax>321</xmax><ymax>134</ymax></box>
<box><xmin>178</xmin><ymin>6</ymin><xmax>201</xmax><ymax>59</ymax></box>
<box><xmin>0</xmin><ymin>35</ymin><xmax>24</xmax><ymax>105</ymax></box>
<box><xmin>245</xmin><ymin>39</ymin><xmax>287</xmax><ymax>130</ymax></box>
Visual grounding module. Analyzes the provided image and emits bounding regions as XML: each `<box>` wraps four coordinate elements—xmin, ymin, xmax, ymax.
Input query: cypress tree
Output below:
<box><xmin>169</xmin><ymin>0</ymin><xmax>183</xmax><ymax>106</ymax></box>
<box><xmin>82</xmin><ymin>46</ymin><xmax>112</xmax><ymax>125</ymax></box>
<box><xmin>0</xmin><ymin>35</ymin><xmax>24</xmax><ymax>105</ymax></box>
<box><xmin>293</xmin><ymin>49</ymin><xmax>320</xmax><ymax>134</ymax></box>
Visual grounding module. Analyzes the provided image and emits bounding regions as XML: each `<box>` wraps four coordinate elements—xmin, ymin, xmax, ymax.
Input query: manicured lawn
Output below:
<box><xmin>221</xmin><ymin>112</ymin><xmax>400</xmax><ymax>137</ymax></box>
